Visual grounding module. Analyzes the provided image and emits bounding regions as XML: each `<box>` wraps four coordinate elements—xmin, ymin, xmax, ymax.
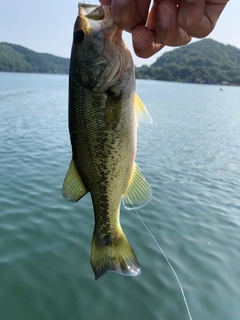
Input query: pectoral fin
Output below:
<box><xmin>122</xmin><ymin>163</ymin><xmax>152</xmax><ymax>210</ymax></box>
<box><xmin>62</xmin><ymin>158</ymin><xmax>88</xmax><ymax>202</ymax></box>
<box><xmin>134</xmin><ymin>94</ymin><xmax>153</xmax><ymax>125</ymax></box>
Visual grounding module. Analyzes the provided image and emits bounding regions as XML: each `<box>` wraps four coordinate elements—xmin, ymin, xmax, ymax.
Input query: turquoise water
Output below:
<box><xmin>0</xmin><ymin>72</ymin><xmax>240</xmax><ymax>320</ymax></box>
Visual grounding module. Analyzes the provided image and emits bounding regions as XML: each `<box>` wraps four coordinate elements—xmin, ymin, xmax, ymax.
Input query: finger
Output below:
<box><xmin>132</xmin><ymin>26</ymin><xmax>165</xmax><ymax>58</ymax></box>
<box><xmin>155</xmin><ymin>0</ymin><xmax>192</xmax><ymax>46</ymax></box>
<box><xmin>99</xmin><ymin>0</ymin><xmax>111</xmax><ymax>5</ymax></box>
<box><xmin>111</xmin><ymin>0</ymin><xmax>151</xmax><ymax>32</ymax></box>
<box><xmin>178</xmin><ymin>0</ymin><xmax>229</xmax><ymax>38</ymax></box>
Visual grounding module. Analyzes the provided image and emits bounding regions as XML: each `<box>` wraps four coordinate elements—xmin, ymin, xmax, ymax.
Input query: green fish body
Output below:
<box><xmin>63</xmin><ymin>3</ymin><xmax>152</xmax><ymax>280</ymax></box>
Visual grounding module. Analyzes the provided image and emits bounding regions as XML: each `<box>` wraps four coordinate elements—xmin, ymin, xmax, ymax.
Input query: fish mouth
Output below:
<box><xmin>78</xmin><ymin>3</ymin><xmax>104</xmax><ymax>32</ymax></box>
<box><xmin>75</xmin><ymin>3</ymin><xmax>128</xmax><ymax>93</ymax></box>
<box><xmin>77</xmin><ymin>2</ymin><xmax>121</xmax><ymax>38</ymax></box>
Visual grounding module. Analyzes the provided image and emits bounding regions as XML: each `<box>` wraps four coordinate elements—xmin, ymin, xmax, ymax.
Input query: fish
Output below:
<box><xmin>62</xmin><ymin>3</ymin><xmax>152</xmax><ymax>280</ymax></box>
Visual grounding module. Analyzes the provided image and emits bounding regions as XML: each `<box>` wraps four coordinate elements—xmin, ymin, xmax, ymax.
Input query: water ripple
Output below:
<box><xmin>0</xmin><ymin>74</ymin><xmax>240</xmax><ymax>320</ymax></box>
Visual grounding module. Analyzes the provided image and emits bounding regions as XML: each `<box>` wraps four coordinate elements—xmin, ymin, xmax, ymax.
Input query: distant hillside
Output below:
<box><xmin>0</xmin><ymin>43</ymin><xmax>69</xmax><ymax>74</ymax></box>
<box><xmin>1</xmin><ymin>40</ymin><xmax>240</xmax><ymax>84</ymax></box>
<box><xmin>135</xmin><ymin>39</ymin><xmax>240</xmax><ymax>85</ymax></box>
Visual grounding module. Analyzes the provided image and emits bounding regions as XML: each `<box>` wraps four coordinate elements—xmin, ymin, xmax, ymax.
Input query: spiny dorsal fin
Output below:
<box><xmin>62</xmin><ymin>158</ymin><xmax>88</xmax><ymax>202</ymax></box>
<box><xmin>134</xmin><ymin>94</ymin><xmax>153</xmax><ymax>125</ymax></box>
<box><xmin>122</xmin><ymin>163</ymin><xmax>152</xmax><ymax>210</ymax></box>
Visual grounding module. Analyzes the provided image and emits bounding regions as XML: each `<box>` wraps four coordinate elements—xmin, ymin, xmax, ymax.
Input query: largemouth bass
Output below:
<box><xmin>63</xmin><ymin>3</ymin><xmax>152</xmax><ymax>280</ymax></box>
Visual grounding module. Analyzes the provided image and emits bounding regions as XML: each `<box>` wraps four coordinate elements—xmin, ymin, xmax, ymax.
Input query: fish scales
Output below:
<box><xmin>63</xmin><ymin>3</ymin><xmax>152</xmax><ymax>279</ymax></box>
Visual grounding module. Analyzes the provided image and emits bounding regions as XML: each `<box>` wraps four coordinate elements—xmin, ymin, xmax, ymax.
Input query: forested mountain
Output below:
<box><xmin>135</xmin><ymin>39</ymin><xmax>240</xmax><ymax>84</ymax></box>
<box><xmin>1</xmin><ymin>40</ymin><xmax>240</xmax><ymax>84</ymax></box>
<box><xmin>0</xmin><ymin>42</ymin><xmax>69</xmax><ymax>74</ymax></box>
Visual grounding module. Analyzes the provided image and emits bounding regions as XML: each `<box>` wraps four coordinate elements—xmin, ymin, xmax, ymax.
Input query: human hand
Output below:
<box><xmin>99</xmin><ymin>0</ymin><xmax>229</xmax><ymax>58</ymax></box>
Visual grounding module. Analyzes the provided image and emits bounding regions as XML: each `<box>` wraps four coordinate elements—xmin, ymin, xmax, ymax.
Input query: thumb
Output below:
<box><xmin>132</xmin><ymin>26</ymin><xmax>165</xmax><ymax>58</ymax></box>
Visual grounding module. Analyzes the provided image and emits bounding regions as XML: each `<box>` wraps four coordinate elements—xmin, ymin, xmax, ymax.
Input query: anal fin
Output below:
<box><xmin>122</xmin><ymin>163</ymin><xmax>152</xmax><ymax>210</ymax></box>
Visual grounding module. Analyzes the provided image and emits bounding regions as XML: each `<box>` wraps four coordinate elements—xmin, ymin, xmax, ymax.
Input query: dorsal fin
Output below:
<box><xmin>62</xmin><ymin>158</ymin><xmax>88</xmax><ymax>202</ymax></box>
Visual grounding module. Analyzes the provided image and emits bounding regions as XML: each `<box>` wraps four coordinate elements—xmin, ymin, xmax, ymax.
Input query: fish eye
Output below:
<box><xmin>74</xmin><ymin>29</ymin><xmax>85</xmax><ymax>43</ymax></box>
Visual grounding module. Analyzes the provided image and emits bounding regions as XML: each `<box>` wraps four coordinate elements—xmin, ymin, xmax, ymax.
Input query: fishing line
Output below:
<box><xmin>134</xmin><ymin>208</ymin><xmax>193</xmax><ymax>320</ymax></box>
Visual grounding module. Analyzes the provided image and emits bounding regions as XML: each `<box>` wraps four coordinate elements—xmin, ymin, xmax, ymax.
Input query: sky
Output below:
<box><xmin>0</xmin><ymin>0</ymin><xmax>239</xmax><ymax>67</ymax></box>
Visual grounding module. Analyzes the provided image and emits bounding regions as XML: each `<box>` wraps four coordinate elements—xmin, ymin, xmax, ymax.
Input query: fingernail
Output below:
<box><xmin>132</xmin><ymin>31</ymin><xmax>148</xmax><ymax>49</ymax></box>
<box><xmin>159</xmin><ymin>5</ymin><xmax>173</xmax><ymax>28</ymax></box>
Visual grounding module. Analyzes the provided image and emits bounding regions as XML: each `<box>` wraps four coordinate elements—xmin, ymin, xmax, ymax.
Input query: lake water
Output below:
<box><xmin>0</xmin><ymin>72</ymin><xmax>240</xmax><ymax>320</ymax></box>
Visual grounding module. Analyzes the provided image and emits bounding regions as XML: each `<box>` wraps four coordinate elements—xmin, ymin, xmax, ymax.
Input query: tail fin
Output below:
<box><xmin>91</xmin><ymin>228</ymin><xmax>141</xmax><ymax>280</ymax></box>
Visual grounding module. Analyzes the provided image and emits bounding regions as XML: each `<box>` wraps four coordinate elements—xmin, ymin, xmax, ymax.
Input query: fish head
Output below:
<box><xmin>70</xmin><ymin>3</ymin><xmax>133</xmax><ymax>93</ymax></box>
